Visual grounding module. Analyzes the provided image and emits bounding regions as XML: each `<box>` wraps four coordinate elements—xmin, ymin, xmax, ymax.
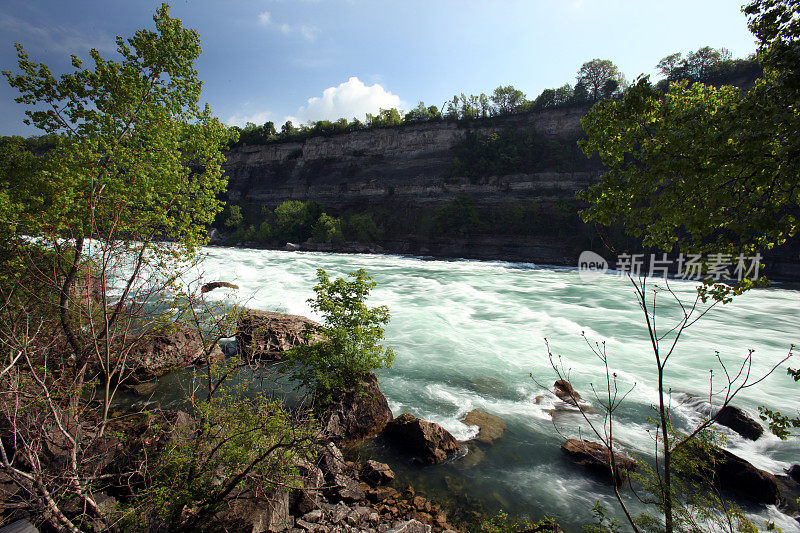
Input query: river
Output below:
<box><xmin>174</xmin><ymin>247</ymin><xmax>800</xmax><ymax>531</ymax></box>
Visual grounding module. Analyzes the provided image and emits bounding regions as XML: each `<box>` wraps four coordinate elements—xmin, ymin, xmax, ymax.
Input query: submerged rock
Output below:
<box><xmin>383</xmin><ymin>413</ymin><xmax>460</xmax><ymax>464</ymax></box>
<box><xmin>714</xmin><ymin>405</ymin><xmax>764</xmax><ymax>441</ymax></box>
<box><xmin>560</xmin><ymin>439</ymin><xmax>636</xmax><ymax>485</ymax></box>
<box><xmin>321</xmin><ymin>372</ymin><xmax>394</xmax><ymax>448</ymax></box>
<box><xmin>462</xmin><ymin>408</ymin><xmax>506</xmax><ymax>445</ymax></box>
<box><xmin>236</xmin><ymin>309</ymin><xmax>320</xmax><ymax>360</ymax></box>
<box><xmin>788</xmin><ymin>464</ymin><xmax>800</xmax><ymax>483</ymax></box>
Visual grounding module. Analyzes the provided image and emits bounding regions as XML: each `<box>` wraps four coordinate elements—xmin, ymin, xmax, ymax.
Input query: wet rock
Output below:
<box><xmin>462</xmin><ymin>408</ymin><xmax>506</xmax><ymax>445</ymax></box>
<box><xmin>388</xmin><ymin>519</ymin><xmax>432</xmax><ymax>533</ymax></box>
<box><xmin>286</xmin><ymin>242</ymin><xmax>301</xmax><ymax>251</ymax></box>
<box><xmin>714</xmin><ymin>405</ymin><xmax>764</xmax><ymax>441</ymax></box>
<box><xmin>236</xmin><ymin>309</ymin><xmax>321</xmax><ymax>360</ymax></box>
<box><xmin>383</xmin><ymin>414</ymin><xmax>460</xmax><ymax>464</ymax></box>
<box><xmin>788</xmin><ymin>464</ymin><xmax>800</xmax><ymax>483</ymax></box>
<box><xmin>321</xmin><ymin>373</ymin><xmax>393</xmax><ymax>448</ymax></box>
<box><xmin>201</xmin><ymin>281</ymin><xmax>239</xmax><ymax>293</ymax></box>
<box><xmin>709</xmin><ymin>447</ymin><xmax>780</xmax><ymax>504</ymax></box>
<box><xmin>361</xmin><ymin>460</ymin><xmax>395</xmax><ymax>487</ymax></box>
<box><xmin>560</xmin><ymin>439</ymin><xmax>636</xmax><ymax>485</ymax></box>
<box><xmin>553</xmin><ymin>380</ymin><xmax>581</xmax><ymax>406</ymax></box>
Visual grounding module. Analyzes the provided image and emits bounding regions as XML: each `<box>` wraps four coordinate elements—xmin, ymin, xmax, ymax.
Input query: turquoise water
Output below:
<box><xmin>185</xmin><ymin>247</ymin><xmax>800</xmax><ymax>530</ymax></box>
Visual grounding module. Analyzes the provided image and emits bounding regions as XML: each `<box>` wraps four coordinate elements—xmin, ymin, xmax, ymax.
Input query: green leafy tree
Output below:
<box><xmin>576</xmin><ymin>59</ymin><xmax>625</xmax><ymax>101</ymax></box>
<box><xmin>283</xmin><ymin>268</ymin><xmax>395</xmax><ymax>400</ymax></box>
<box><xmin>343</xmin><ymin>213</ymin><xmax>383</xmax><ymax>242</ymax></box>
<box><xmin>274</xmin><ymin>200</ymin><xmax>314</xmax><ymax>242</ymax></box>
<box><xmin>0</xmin><ymin>5</ymin><xmax>236</xmax><ymax>530</ymax></box>
<box><xmin>490</xmin><ymin>85</ymin><xmax>526</xmax><ymax>115</ymax></box>
<box><xmin>311</xmin><ymin>213</ymin><xmax>343</xmax><ymax>242</ymax></box>
<box><xmin>224</xmin><ymin>204</ymin><xmax>243</xmax><ymax>228</ymax></box>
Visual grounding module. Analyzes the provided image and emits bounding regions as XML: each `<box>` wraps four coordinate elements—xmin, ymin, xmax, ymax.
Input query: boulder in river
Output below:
<box><xmin>383</xmin><ymin>413</ymin><xmax>461</xmax><ymax>464</ymax></box>
<box><xmin>788</xmin><ymin>464</ymin><xmax>800</xmax><ymax>483</ymax></box>
<box><xmin>708</xmin><ymin>446</ymin><xmax>781</xmax><ymax>505</ymax></box>
<box><xmin>236</xmin><ymin>309</ymin><xmax>320</xmax><ymax>360</ymax></box>
<box><xmin>320</xmin><ymin>372</ymin><xmax>394</xmax><ymax>448</ymax></box>
<box><xmin>462</xmin><ymin>408</ymin><xmax>506</xmax><ymax>445</ymax></box>
<box><xmin>714</xmin><ymin>405</ymin><xmax>764</xmax><ymax>441</ymax></box>
<box><xmin>560</xmin><ymin>439</ymin><xmax>636</xmax><ymax>486</ymax></box>
<box><xmin>201</xmin><ymin>281</ymin><xmax>239</xmax><ymax>293</ymax></box>
<box><xmin>553</xmin><ymin>380</ymin><xmax>581</xmax><ymax>406</ymax></box>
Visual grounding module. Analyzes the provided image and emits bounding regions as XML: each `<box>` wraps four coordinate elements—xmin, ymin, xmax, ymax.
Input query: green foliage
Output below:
<box><xmin>491</xmin><ymin>85</ymin><xmax>527</xmax><ymax>114</ymax></box>
<box><xmin>433</xmin><ymin>195</ymin><xmax>483</xmax><ymax>236</ymax></box>
<box><xmin>120</xmin><ymin>382</ymin><xmax>315</xmax><ymax>531</ymax></box>
<box><xmin>583</xmin><ymin>502</ymin><xmax>621</xmax><ymax>533</ymax></box>
<box><xmin>366</xmin><ymin>108</ymin><xmax>404</xmax><ymax>128</ymax></box>
<box><xmin>404</xmin><ymin>101</ymin><xmax>442</xmax><ymax>123</ymax></box>
<box><xmin>759</xmin><ymin>362</ymin><xmax>800</xmax><ymax>439</ymax></box>
<box><xmin>274</xmin><ymin>200</ymin><xmax>319</xmax><ymax>242</ymax></box>
<box><xmin>343</xmin><ymin>213</ymin><xmax>383</xmax><ymax>242</ymax></box>
<box><xmin>577</xmin><ymin>59</ymin><xmax>625</xmax><ymax>101</ymax></box>
<box><xmin>224</xmin><ymin>204</ymin><xmax>243</xmax><ymax>228</ymax></box>
<box><xmin>1</xmin><ymin>3</ymin><xmax>234</xmax><ymax>257</ymax></box>
<box><xmin>283</xmin><ymin>268</ymin><xmax>394</xmax><ymax>400</ymax></box>
<box><xmin>633</xmin><ymin>428</ymin><xmax>757</xmax><ymax>533</ymax></box>
<box><xmin>312</xmin><ymin>213</ymin><xmax>344</xmax><ymax>243</ymax></box>
<box><xmin>478</xmin><ymin>511</ymin><xmax>558</xmax><ymax>533</ymax></box>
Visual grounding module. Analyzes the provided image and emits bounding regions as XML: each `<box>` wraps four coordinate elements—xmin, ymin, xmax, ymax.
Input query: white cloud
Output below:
<box><xmin>225</xmin><ymin>76</ymin><xmax>403</xmax><ymax>129</ymax></box>
<box><xmin>257</xmin><ymin>11</ymin><xmax>272</xmax><ymax>25</ymax></box>
<box><xmin>256</xmin><ymin>10</ymin><xmax>318</xmax><ymax>41</ymax></box>
<box><xmin>287</xmin><ymin>76</ymin><xmax>403</xmax><ymax>124</ymax></box>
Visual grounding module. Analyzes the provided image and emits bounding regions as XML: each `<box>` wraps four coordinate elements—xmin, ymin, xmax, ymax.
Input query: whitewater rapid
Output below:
<box><xmin>193</xmin><ymin>247</ymin><xmax>800</xmax><ymax>530</ymax></box>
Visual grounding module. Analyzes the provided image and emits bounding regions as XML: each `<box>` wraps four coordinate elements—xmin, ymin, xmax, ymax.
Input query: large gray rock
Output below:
<box><xmin>560</xmin><ymin>439</ymin><xmax>636</xmax><ymax>486</ymax></box>
<box><xmin>383</xmin><ymin>414</ymin><xmax>460</xmax><ymax>464</ymax></box>
<box><xmin>129</xmin><ymin>326</ymin><xmax>222</xmax><ymax>378</ymax></box>
<box><xmin>321</xmin><ymin>372</ymin><xmax>393</xmax><ymax>448</ymax></box>
<box><xmin>236</xmin><ymin>309</ymin><xmax>320</xmax><ymax>360</ymax></box>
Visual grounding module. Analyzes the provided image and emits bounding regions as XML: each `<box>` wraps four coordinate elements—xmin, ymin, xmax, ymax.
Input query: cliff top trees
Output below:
<box><xmin>576</xmin><ymin>59</ymin><xmax>625</xmax><ymax>101</ymax></box>
<box><xmin>491</xmin><ymin>85</ymin><xmax>526</xmax><ymax>114</ymax></box>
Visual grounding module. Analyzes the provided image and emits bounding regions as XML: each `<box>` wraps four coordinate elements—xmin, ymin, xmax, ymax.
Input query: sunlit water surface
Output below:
<box><xmin>154</xmin><ymin>247</ymin><xmax>800</xmax><ymax>531</ymax></box>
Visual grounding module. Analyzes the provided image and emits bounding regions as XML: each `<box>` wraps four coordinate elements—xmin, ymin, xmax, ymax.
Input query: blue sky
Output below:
<box><xmin>1</xmin><ymin>0</ymin><xmax>758</xmax><ymax>136</ymax></box>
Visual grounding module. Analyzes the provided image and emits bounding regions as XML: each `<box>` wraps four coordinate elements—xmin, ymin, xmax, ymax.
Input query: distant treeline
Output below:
<box><xmin>230</xmin><ymin>48</ymin><xmax>759</xmax><ymax>148</ymax></box>
<box><xmin>217</xmin><ymin>196</ymin><xmax>589</xmax><ymax>248</ymax></box>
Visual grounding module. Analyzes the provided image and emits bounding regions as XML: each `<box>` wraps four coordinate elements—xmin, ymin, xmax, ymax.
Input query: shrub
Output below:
<box><xmin>283</xmin><ymin>268</ymin><xmax>395</xmax><ymax>401</ymax></box>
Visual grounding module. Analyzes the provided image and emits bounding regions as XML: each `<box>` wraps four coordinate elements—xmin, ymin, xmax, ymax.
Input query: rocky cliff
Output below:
<box><xmin>223</xmin><ymin>105</ymin><xmax>598</xmax><ymax>213</ymax></box>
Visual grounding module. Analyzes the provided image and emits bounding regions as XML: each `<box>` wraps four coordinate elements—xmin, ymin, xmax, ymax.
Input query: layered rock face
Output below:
<box><xmin>223</xmin><ymin>107</ymin><xmax>597</xmax><ymax>213</ymax></box>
